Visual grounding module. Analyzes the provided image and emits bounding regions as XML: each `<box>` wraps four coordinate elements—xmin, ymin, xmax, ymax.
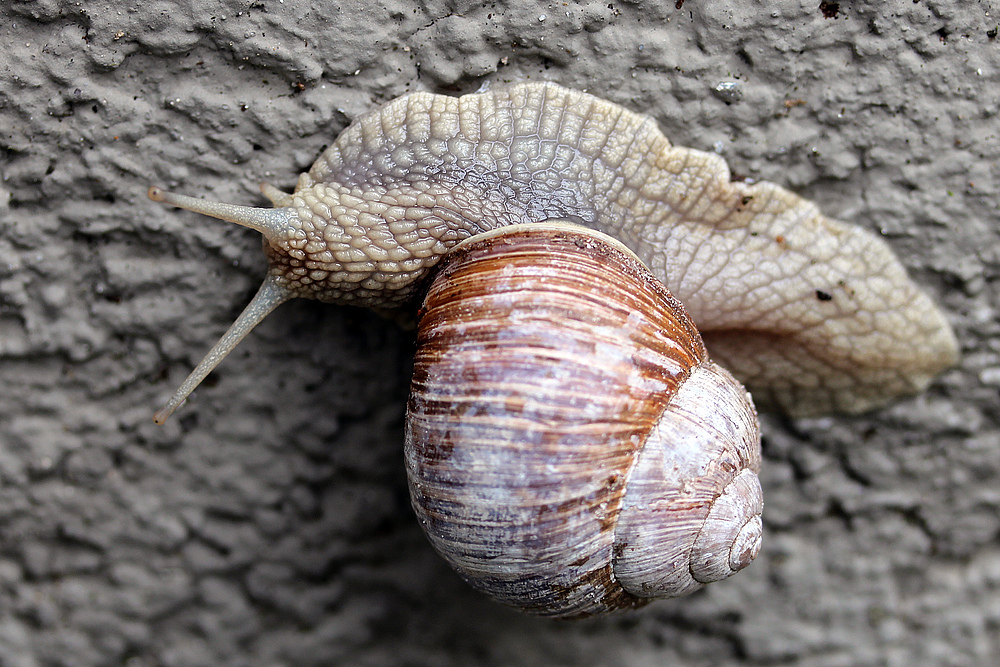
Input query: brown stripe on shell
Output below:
<box><xmin>405</xmin><ymin>223</ymin><xmax>707</xmax><ymax>617</ymax></box>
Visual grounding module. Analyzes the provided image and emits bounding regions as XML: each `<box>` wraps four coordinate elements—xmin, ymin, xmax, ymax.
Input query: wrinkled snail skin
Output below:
<box><xmin>404</xmin><ymin>224</ymin><xmax>761</xmax><ymax>617</ymax></box>
<box><xmin>148</xmin><ymin>81</ymin><xmax>957</xmax><ymax>423</ymax></box>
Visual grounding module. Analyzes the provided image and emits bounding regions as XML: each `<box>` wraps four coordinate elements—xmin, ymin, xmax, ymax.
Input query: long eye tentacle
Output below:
<box><xmin>153</xmin><ymin>275</ymin><xmax>293</xmax><ymax>425</ymax></box>
<box><xmin>148</xmin><ymin>186</ymin><xmax>297</xmax><ymax>244</ymax></box>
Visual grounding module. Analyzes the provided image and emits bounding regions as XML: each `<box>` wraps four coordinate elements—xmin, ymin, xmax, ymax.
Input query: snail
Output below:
<box><xmin>147</xmin><ymin>82</ymin><xmax>958</xmax><ymax>617</ymax></box>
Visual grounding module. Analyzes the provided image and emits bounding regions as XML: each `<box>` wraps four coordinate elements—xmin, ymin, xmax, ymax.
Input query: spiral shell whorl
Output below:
<box><xmin>613</xmin><ymin>361</ymin><xmax>761</xmax><ymax>599</ymax></box>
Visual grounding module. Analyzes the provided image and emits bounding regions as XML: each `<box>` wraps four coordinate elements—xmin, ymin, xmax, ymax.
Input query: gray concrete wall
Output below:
<box><xmin>1</xmin><ymin>0</ymin><xmax>997</xmax><ymax>664</ymax></box>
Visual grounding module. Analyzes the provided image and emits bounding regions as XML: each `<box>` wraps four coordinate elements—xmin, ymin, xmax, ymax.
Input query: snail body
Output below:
<box><xmin>146</xmin><ymin>82</ymin><xmax>958</xmax><ymax>616</ymax></box>
<box><xmin>149</xmin><ymin>82</ymin><xmax>957</xmax><ymax>420</ymax></box>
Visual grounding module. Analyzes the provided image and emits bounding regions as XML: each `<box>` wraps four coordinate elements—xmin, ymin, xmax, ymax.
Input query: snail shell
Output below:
<box><xmin>405</xmin><ymin>223</ymin><xmax>761</xmax><ymax>617</ymax></box>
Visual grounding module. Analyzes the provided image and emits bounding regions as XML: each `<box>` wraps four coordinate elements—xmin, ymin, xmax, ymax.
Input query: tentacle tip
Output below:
<box><xmin>148</xmin><ymin>186</ymin><xmax>167</xmax><ymax>202</ymax></box>
<box><xmin>259</xmin><ymin>181</ymin><xmax>292</xmax><ymax>207</ymax></box>
<box><xmin>153</xmin><ymin>404</ymin><xmax>177</xmax><ymax>425</ymax></box>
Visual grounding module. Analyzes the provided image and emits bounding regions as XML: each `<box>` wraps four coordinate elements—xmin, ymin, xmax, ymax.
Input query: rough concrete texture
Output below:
<box><xmin>0</xmin><ymin>0</ymin><xmax>997</xmax><ymax>664</ymax></box>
